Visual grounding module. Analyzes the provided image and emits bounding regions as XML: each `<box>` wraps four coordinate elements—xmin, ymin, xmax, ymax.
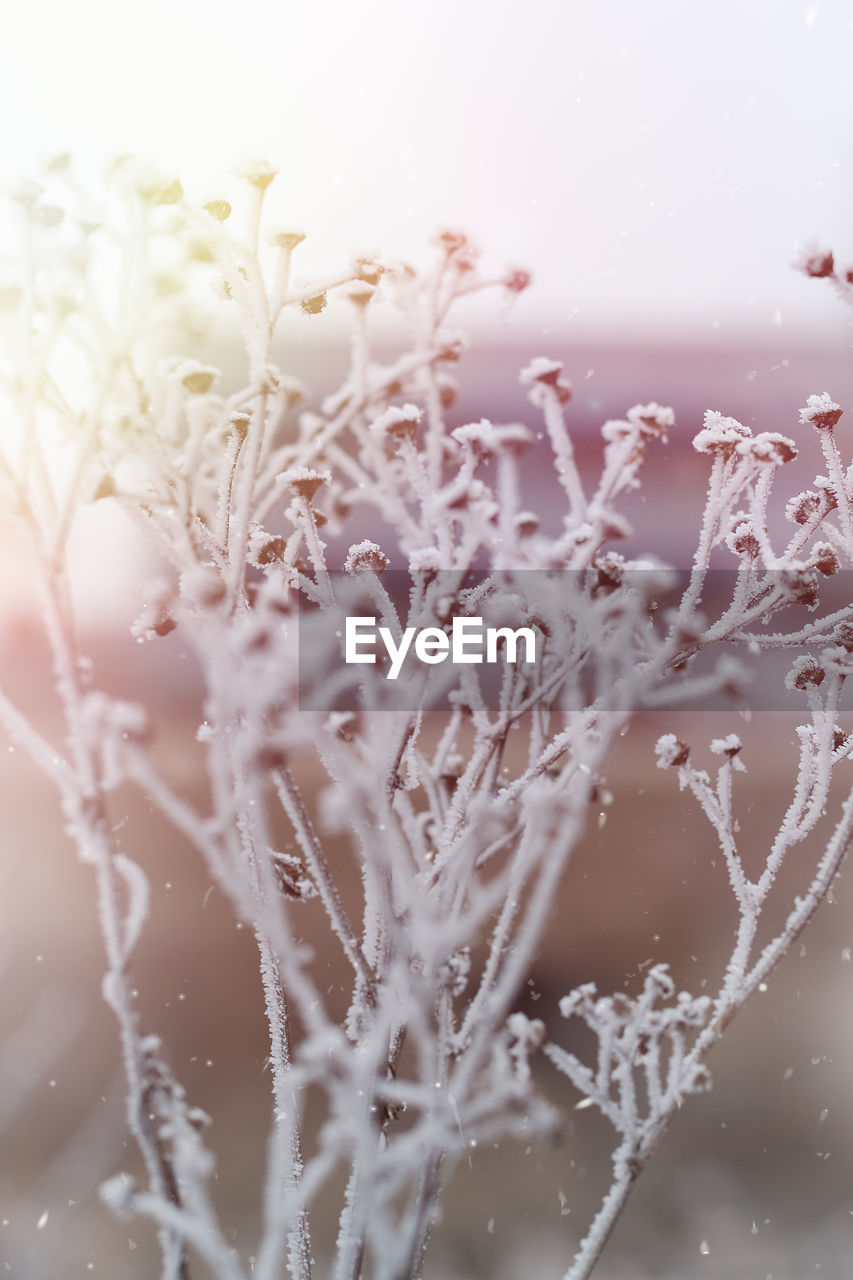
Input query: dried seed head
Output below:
<box><xmin>786</xmin><ymin>655</ymin><xmax>826</xmax><ymax>690</ymax></box>
<box><xmin>794</xmin><ymin>243</ymin><xmax>835</xmax><ymax>278</ymax></box>
<box><xmin>520</xmin><ymin>356</ymin><xmax>572</xmax><ymax>404</ymax></box>
<box><xmin>156</xmin><ymin>179</ymin><xmax>183</xmax><ymax>206</ymax></box>
<box><xmin>300</xmin><ymin>292</ymin><xmax>327</xmax><ymax>315</ymax></box>
<box><xmin>626</xmin><ymin>402</ymin><xmax>675</xmax><ymax>439</ymax></box>
<box><xmin>273</xmin><ymin>230</ymin><xmax>305</xmax><ymax>251</ymax></box>
<box><xmin>257</xmin><ymin>537</ymin><xmax>287</xmax><ymax>566</ymax></box>
<box><xmin>238</xmin><ymin>158</ymin><xmax>278</xmax><ymax>191</ymax></box>
<box><xmin>710</xmin><ymin>734</ymin><xmax>742</xmax><ymax>759</ymax></box>
<box><xmin>744</xmin><ymin>432</ymin><xmax>798</xmax><ymax>465</ymax></box>
<box><xmin>451</xmin><ymin>419</ymin><xmax>499</xmax><ymax>460</ymax></box>
<box><xmin>813</xmin><ymin>476</ymin><xmax>839</xmax><ymax>511</ymax></box>
<box><xmin>655</xmin><ymin>733</ymin><xmax>690</xmax><ymax>769</ymax></box>
<box><xmin>435</xmin><ymin>332</ymin><xmax>466</xmax><ymax>362</ymax></box>
<box><xmin>355</xmin><ymin>256</ymin><xmax>383</xmax><ymax>285</ymax></box>
<box><xmin>153</xmin><ymin>612</ymin><xmax>177</xmax><ymax>638</ymax></box>
<box><xmin>811</xmin><ymin>542</ymin><xmax>840</xmax><ymax>576</ymax></box>
<box><xmin>726</xmin><ymin>521</ymin><xmax>760</xmax><ymax>559</ymax></box>
<box><xmin>591</xmin><ymin>553</ymin><xmax>624</xmax><ymax>594</ymax></box>
<box><xmin>204</xmin><ymin>200</ymin><xmax>231</xmax><ymax>222</ymax></box>
<box><xmin>436</xmin><ymin>372</ymin><xmax>459</xmax><ymax>409</ymax></box>
<box><xmin>504</xmin><ymin>267</ymin><xmax>531</xmax><ymax>294</ymax></box>
<box><xmin>786</xmin><ymin>490</ymin><xmax>821</xmax><ymax>525</ymax></box>
<box><xmin>514</xmin><ymin>511</ymin><xmax>540</xmax><ymax>538</ymax></box>
<box><xmin>435</xmin><ymin>229</ymin><xmax>469</xmax><ymax>255</ymax></box>
<box><xmin>346</xmin><ymin>281</ymin><xmax>376</xmax><ymax>308</ymax></box>
<box><xmin>344</xmin><ymin>540</ymin><xmax>390</xmax><ymax>575</ymax></box>
<box><xmin>285</xmin><ymin>467</ymin><xmax>330</xmax><ymax>503</ymax></box>
<box><xmin>692</xmin><ymin>410</ymin><xmax>751</xmax><ymax>457</ymax></box>
<box><xmin>493</xmin><ymin>424</ymin><xmax>535</xmax><ymax>456</ymax></box>
<box><xmin>179</xmin><ymin>362</ymin><xmax>219</xmax><ymax>395</ymax></box>
<box><xmin>270</xmin><ymin>851</ymin><xmax>317</xmax><ymax>901</ymax></box>
<box><xmin>834</xmin><ymin>621</ymin><xmax>853</xmax><ymax>652</ymax></box>
<box><xmin>799</xmin><ymin>393</ymin><xmax>843</xmax><ymax>431</ymax></box>
<box><xmin>370</xmin><ymin>403</ymin><xmax>423</xmax><ymax>442</ymax></box>
<box><xmin>192</xmin><ymin>237</ymin><xmax>218</xmax><ymax>260</ymax></box>
<box><xmin>779</xmin><ymin>566</ymin><xmax>820</xmax><ymax>608</ymax></box>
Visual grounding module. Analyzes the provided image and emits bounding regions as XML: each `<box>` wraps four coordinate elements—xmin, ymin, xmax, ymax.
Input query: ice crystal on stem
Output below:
<box><xmin>2</xmin><ymin>159</ymin><xmax>853</xmax><ymax>1279</ymax></box>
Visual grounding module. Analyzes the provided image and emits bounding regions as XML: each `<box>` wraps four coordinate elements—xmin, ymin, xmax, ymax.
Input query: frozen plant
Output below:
<box><xmin>1</xmin><ymin>158</ymin><xmax>853</xmax><ymax>1278</ymax></box>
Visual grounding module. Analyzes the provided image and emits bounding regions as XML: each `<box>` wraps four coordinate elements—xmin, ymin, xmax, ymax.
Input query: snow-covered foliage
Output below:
<box><xmin>2</xmin><ymin>159</ymin><xmax>853</xmax><ymax>1278</ymax></box>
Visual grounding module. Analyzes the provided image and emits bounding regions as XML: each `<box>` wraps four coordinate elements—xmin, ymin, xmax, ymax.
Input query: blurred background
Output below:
<box><xmin>3</xmin><ymin>1</ymin><xmax>853</xmax><ymax>1276</ymax></box>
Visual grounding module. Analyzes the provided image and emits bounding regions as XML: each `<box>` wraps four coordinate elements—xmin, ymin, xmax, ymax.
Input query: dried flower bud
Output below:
<box><xmin>710</xmin><ymin>734</ymin><xmax>743</xmax><ymax>759</ymax></box>
<box><xmin>793</xmin><ymin>243</ymin><xmax>834</xmax><ymax>278</ymax></box>
<box><xmin>786</xmin><ymin>655</ymin><xmax>825</xmax><ymax>690</ymax></box>
<box><xmin>590</xmin><ymin>554</ymin><xmax>624</xmax><ymax>595</ymax></box>
<box><xmin>626</xmin><ymin>403</ymin><xmax>675</xmax><ymax>439</ymax></box>
<box><xmin>726</xmin><ymin>521</ymin><xmax>760</xmax><ymax>558</ymax></box>
<box><xmin>344</xmin><ymin>540</ymin><xmax>390</xmax><ymax>574</ymax></box>
<box><xmin>257</xmin><ymin>537</ymin><xmax>287</xmax><ymax>566</ymax></box>
<box><xmin>779</xmin><ymin>566</ymin><xmax>820</xmax><ymax>608</ymax></box>
<box><xmin>504</xmin><ymin>268</ymin><xmax>531</xmax><ymax>294</ymax></box>
<box><xmin>590</xmin><ymin>505</ymin><xmax>632</xmax><ymax>542</ymax></box>
<box><xmin>370</xmin><ymin>403</ymin><xmax>423</xmax><ymax>442</ymax></box>
<box><xmin>355</xmin><ymin>256</ymin><xmax>383</xmax><ymax>285</ymax></box>
<box><xmin>300</xmin><ymin>292</ymin><xmax>327</xmax><ymax>315</ymax></box>
<box><xmin>436</xmin><ymin>372</ymin><xmax>459</xmax><ymax>409</ymax></box>
<box><xmin>435</xmin><ymin>332</ymin><xmax>466</xmax><ymax>362</ymax></box>
<box><xmin>346</xmin><ymin>282</ymin><xmax>376</xmax><ymax>308</ymax></box>
<box><xmin>834</xmin><ymin>622</ymin><xmax>853</xmax><ymax>652</ymax></box>
<box><xmin>494</xmin><ymin>424</ymin><xmax>535</xmax><ymax>456</ymax></box>
<box><xmin>813</xmin><ymin>476</ymin><xmax>839</xmax><ymax>511</ymax></box>
<box><xmin>520</xmin><ymin>356</ymin><xmax>572</xmax><ymax>405</ymax></box>
<box><xmin>799</xmin><ymin>393</ymin><xmax>843</xmax><ymax>431</ymax></box>
<box><xmin>811</xmin><ymin>542</ymin><xmax>840</xmax><ymax>576</ymax></box>
<box><xmin>270</xmin><ymin>851</ymin><xmax>317</xmax><ymax>901</ymax></box>
<box><xmin>204</xmin><ymin>200</ymin><xmax>231</xmax><ymax>222</ymax></box>
<box><xmin>514</xmin><ymin>511</ymin><xmax>539</xmax><ymax>538</ymax></box>
<box><xmin>743</xmin><ymin>432</ymin><xmax>798</xmax><ymax>465</ymax></box>
<box><xmin>451</xmin><ymin>419</ymin><xmax>498</xmax><ymax>460</ymax></box>
<box><xmin>178</xmin><ymin>361</ymin><xmax>219</xmax><ymax>395</ymax></box>
<box><xmin>821</xmin><ymin>645</ymin><xmax>853</xmax><ymax>678</ymax></box>
<box><xmin>192</xmin><ymin>236</ymin><xmax>218</xmax><ymax>260</ymax></box>
<box><xmin>435</xmin><ymin>229</ymin><xmax>468</xmax><ymax>255</ymax></box>
<box><xmin>692</xmin><ymin>411</ymin><xmax>751</xmax><ymax>457</ymax></box>
<box><xmin>285</xmin><ymin>467</ymin><xmax>330</xmax><ymax>503</ymax></box>
<box><xmin>156</xmin><ymin>179</ymin><xmax>183</xmax><ymax>206</ymax></box>
<box><xmin>238</xmin><ymin>159</ymin><xmax>278</xmax><ymax>191</ymax></box>
<box><xmin>153</xmin><ymin>612</ymin><xmax>177</xmax><ymax>638</ymax></box>
<box><xmin>273</xmin><ymin>230</ymin><xmax>305</xmax><ymax>251</ymax></box>
<box><xmin>655</xmin><ymin>734</ymin><xmax>690</xmax><ymax>769</ymax></box>
<box><xmin>786</xmin><ymin>490</ymin><xmax>821</xmax><ymax>525</ymax></box>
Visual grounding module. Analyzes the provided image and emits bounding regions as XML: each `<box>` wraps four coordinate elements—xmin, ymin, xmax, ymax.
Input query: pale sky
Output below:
<box><xmin>2</xmin><ymin>0</ymin><xmax>852</xmax><ymax>338</ymax></box>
